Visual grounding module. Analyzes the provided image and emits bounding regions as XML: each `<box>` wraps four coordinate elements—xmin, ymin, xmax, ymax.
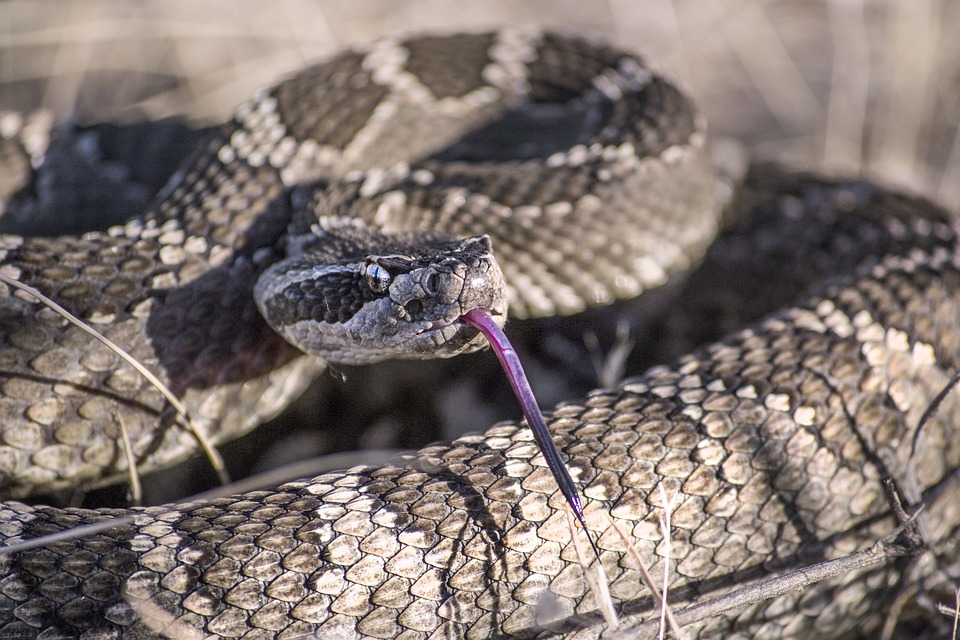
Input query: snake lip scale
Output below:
<box><xmin>1</xmin><ymin>28</ymin><xmax>959</xmax><ymax>640</ymax></box>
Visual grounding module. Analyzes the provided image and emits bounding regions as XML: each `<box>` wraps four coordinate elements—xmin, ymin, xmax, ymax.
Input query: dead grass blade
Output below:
<box><xmin>117</xmin><ymin>413</ymin><xmax>143</xmax><ymax>505</ymax></box>
<box><xmin>0</xmin><ymin>516</ymin><xmax>138</xmax><ymax>554</ymax></box>
<box><xmin>608</xmin><ymin>517</ymin><xmax>684</xmax><ymax>638</ymax></box>
<box><xmin>656</xmin><ymin>482</ymin><xmax>680</xmax><ymax>640</ymax></box>
<box><xmin>953</xmin><ymin>584</ymin><xmax>959</xmax><ymax>640</ymax></box>
<box><xmin>0</xmin><ymin>449</ymin><xmax>403</xmax><ymax>555</ymax></box>
<box><xmin>565</xmin><ymin>503</ymin><xmax>619</xmax><ymax>630</ymax></box>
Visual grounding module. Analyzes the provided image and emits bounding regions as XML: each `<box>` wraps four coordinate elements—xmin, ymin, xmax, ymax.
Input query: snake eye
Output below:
<box><xmin>364</xmin><ymin>262</ymin><xmax>392</xmax><ymax>294</ymax></box>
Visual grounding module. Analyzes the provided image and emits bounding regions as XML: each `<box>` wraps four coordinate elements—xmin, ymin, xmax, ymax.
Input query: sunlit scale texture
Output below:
<box><xmin>1</xmin><ymin>29</ymin><xmax>959</xmax><ymax>640</ymax></box>
<box><xmin>2</xmin><ymin>180</ymin><xmax>960</xmax><ymax>638</ymax></box>
<box><xmin>0</xmin><ymin>29</ymin><xmax>723</xmax><ymax>495</ymax></box>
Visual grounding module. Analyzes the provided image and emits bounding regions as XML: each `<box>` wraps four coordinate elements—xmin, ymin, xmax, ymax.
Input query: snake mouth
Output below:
<box><xmin>455</xmin><ymin>308</ymin><xmax>506</xmax><ymax>331</ymax></box>
<box><xmin>419</xmin><ymin>308</ymin><xmax>506</xmax><ymax>333</ymax></box>
<box><xmin>409</xmin><ymin>308</ymin><xmax>506</xmax><ymax>356</ymax></box>
<box><xmin>454</xmin><ymin>308</ymin><xmax>507</xmax><ymax>345</ymax></box>
<box><xmin>453</xmin><ymin>307</ymin><xmax>507</xmax><ymax>340</ymax></box>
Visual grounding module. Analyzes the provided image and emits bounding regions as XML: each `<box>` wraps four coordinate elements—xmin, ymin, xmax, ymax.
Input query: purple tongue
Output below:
<box><xmin>461</xmin><ymin>308</ymin><xmax>593</xmax><ymax>541</ymax></box>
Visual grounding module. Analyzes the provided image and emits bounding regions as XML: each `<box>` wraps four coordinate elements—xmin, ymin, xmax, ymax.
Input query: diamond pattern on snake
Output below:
<box><xmin>0</xmin><ymin>30</ymin><xmax>958</xmax><ymax>640</ymax></box>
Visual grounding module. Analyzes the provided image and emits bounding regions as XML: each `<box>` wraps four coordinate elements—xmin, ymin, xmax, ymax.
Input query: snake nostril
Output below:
<box><xmin>424</xmin><ymin>272</ymin><xmax>441</xmax><ymax>297</ymax></box>
<box><xmin>406</xmin><ymin>299</ymin><xmax>424</xmax><ymax>316</ymax></box>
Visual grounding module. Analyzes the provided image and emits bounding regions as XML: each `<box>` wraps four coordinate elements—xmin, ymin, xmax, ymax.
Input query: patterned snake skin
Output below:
<box><xmin>1</xmin><ymin>31</ymin><xmax>959</xmax><ymax>639</ymax></box>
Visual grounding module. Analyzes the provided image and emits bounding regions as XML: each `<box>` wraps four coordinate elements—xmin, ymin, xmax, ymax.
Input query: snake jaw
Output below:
<box><xmin>417</xmin><ymin>306</ymin><xmax>507</xmax><ymax>350</ymax></box>
<box><xmin>432</xmin><ymin>308</ymin><xmax>506</xmax><ymax>333</ymax></box>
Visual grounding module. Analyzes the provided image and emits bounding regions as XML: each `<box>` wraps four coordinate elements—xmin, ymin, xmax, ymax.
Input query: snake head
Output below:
<box><xmin>254</xmin><ymin>232</ymin><xmax>508</xmax><ymax>365</ymax></box>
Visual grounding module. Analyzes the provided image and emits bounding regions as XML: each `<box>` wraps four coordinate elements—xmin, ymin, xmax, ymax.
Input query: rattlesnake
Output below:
<box><xmin>0</xmin><ymin>30</ymin><xmax>958</xmax><ymax>639</ymax></box>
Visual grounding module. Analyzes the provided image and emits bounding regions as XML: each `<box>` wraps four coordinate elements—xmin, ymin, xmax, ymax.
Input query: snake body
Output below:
<box><xmin>0</xmin><ymin>30</ymin><xmax>720</xmax><ymax>497</ymax></box>
<box><xmin>1</xmin><ymin>31</ymin><xmax>959</xmax><ymax>639</ymax></box>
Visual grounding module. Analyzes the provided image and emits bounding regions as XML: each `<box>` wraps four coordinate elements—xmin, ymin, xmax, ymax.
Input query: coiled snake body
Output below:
<box><xmin>1</xmin><ymin>30</ymin><xmax>959</xmax><ymax>639</ymax></box>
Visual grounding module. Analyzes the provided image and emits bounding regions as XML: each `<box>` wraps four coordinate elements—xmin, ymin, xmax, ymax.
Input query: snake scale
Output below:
<box><xmin>1</xmin><ymin>30</ymin><xmax>959</xmax><ymax>639</ymax></box>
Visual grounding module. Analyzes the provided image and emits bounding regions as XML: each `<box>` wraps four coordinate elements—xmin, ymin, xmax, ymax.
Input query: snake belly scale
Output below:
<box><xmin>0</xmin><ymin>30</ymin><xmax>959</xmax><ymax>639</ymax></box>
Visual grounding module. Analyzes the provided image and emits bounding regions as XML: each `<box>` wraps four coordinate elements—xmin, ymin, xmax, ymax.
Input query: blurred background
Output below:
<box><xmin>1</xmin><ymin>0</ymin><xmax>958</xmax><ymax>505</ymax></box>
<box><xmin>2</xmin><ymin>0</ymin><xmax>957</xmax><ymax>208</ymax></box>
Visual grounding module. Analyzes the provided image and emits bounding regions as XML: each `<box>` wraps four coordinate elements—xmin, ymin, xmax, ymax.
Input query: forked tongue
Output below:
<box><xmin>461</xmin><ymin>308</ymin><xmax>600</xmax><ymax>559</ymax></box>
